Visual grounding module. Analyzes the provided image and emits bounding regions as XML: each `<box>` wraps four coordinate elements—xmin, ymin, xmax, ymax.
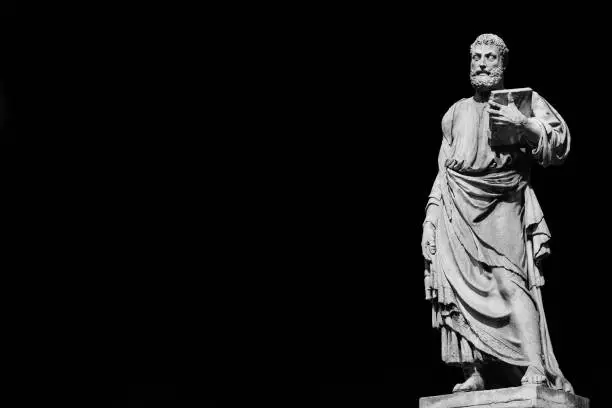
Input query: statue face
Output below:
<box><xmin>470</xmin><ymin>45</ymin><xmax>504</xmax><ymax>91</ymax></box>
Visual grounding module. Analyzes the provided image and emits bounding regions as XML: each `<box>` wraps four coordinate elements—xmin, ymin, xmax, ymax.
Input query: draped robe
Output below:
<box><xmin>423</xmin><ymin>91</ymin><xmax>572</xmax><ymax>390</ymax></box>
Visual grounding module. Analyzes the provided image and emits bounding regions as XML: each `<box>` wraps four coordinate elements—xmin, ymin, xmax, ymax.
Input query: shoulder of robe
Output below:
<box><xmin>530</xmin><ymin>90</ymin><xmax>556</xmax><ymax>119</ymax></box>
<box><xmin>441</xmin><ymin>98</ymin><xmax>467</xmax><ymax>140</ymax></box>
<box><xmin>531</xmin><ymin>90</ymin><xmax>545</xmax><ymax>105</ymax></box>
<box><xmin>531</xmin><ymin>90</ymin><xmax>554</xmax><ymax>110</ymax></box>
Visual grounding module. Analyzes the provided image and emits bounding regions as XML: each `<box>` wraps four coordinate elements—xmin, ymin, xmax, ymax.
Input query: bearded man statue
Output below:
<box><xmin>421</xmin><ymin>33</ymin><xmax>574</xmax><ymax>394</ymax></box>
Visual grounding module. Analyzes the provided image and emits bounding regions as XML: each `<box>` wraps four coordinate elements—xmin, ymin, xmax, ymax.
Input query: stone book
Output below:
<box><xmin>489</xmin><ymin>87</ymin><xmax>533</xmax><ymax>146</ymax></box>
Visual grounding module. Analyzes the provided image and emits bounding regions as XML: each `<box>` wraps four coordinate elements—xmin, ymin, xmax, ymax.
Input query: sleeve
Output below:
<box><xmin>424</xmin><ymin>103</ymin><xmax>457</xmax><ymax>225</ymax></box>
<box><xmin>424</xmin><ymin>171</ymin><xmax>442</xmax><ymax>225</ymax></box>
<box><xmin>529</xmin><ymin>91</ymin><xmax>571</xmax><ymax>167</ymax></box>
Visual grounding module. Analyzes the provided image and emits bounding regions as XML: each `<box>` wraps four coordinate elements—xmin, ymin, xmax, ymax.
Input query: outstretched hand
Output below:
<box><xmin>487</xmin><ymin>92</ymin><xmax>528</xmax><ymax>129</ymax></box>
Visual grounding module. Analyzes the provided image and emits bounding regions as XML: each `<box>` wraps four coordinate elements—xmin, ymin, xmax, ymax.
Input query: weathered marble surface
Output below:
<box><xmin>419</xmin><ymin>385</ymin><xmax>589</xmax><ymax>408</ymax></box>
<box><xmin>421</xmin><ymin>33</ymin><xmax>574</xmax><ymax>393</ymax></box>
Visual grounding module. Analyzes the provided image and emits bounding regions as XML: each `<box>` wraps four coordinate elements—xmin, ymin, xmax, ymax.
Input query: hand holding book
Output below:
<box><xmin>486</xmin><ymin>88</ymin><xmax>533</xmax><ymax>146</ymax></box>
<box><xmin>487</xmin><ymin>93</ymin><xmax>528</xmax><ymax>128</ymax></box>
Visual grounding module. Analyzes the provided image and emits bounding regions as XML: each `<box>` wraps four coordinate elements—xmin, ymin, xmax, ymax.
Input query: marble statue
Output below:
<box><xmin>421</xmin><ymin>34</ymin><xmax>574</xmax><ymax>394</ymax></box>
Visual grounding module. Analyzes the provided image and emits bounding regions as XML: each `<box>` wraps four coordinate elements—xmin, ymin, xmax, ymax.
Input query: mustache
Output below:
<box><xmin>471</xmin><ymin>67</ymin><xmax>504</xmax><ymax>77</ymax></box>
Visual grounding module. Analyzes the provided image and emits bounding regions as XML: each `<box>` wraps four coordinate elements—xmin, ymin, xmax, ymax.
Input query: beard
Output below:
<box><xmin>470</xmin><ymin>66</ymin><xmax>504</xmax><ymax>91</ymax></box>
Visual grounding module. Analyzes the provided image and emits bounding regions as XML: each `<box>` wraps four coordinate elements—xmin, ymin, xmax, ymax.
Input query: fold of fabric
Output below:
<box><xmin>423</xmin><ymin>92</ymin><xmax>572</xmax><ymax>391</ymax></box>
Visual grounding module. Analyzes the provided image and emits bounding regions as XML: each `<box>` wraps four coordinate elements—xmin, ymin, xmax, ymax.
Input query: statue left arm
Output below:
<box><xmin>522</xmin><ymin>92</ymin><xmax>571</xmax><ymax>167</ymax></box>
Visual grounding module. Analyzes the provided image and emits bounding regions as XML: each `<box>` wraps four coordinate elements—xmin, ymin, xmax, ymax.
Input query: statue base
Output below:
<box><xmin>419</xmin><ymin>385</ymin><xmax>589</xmax><ymax>408</ymax></box>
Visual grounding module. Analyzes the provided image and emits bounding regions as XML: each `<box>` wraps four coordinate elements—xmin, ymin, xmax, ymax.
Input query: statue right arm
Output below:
<box><xmin>424</xmin><ymin>173</ymin><xmax>442</xmax><ymax>227</ymax></box>
<box><xmin>423</xmin><ymin>101</ymin><xmax>457</xmax><ymax>228</ymax></box>
<box><xmin>421</xmin><ymin>102</ymin><xmax>457</xmax><ymax>260</ymax></box>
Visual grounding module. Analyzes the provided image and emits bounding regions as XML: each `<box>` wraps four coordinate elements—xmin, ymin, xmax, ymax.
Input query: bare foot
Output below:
<box><xmin>453</xmin><ymin>372</ymin><xmax>484</xmax><ymax>393</ymax></box>
<box><xmin>521</xmin><ymin>365</ymin><xmax>547</xmax><ymax>385</ymax></box>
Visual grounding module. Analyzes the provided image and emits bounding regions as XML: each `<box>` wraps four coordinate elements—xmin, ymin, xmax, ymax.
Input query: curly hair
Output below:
<box><xmin>470</xmin><ymin>34</ymin><xmax>509</xmax><ymax>66</ymax></box>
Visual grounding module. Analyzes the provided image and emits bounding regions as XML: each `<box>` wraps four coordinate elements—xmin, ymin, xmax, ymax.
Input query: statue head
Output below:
<box><xmin>469</xmin><ymin>34</ymin><xmax>508</xmax><ymax>91</ymax></box>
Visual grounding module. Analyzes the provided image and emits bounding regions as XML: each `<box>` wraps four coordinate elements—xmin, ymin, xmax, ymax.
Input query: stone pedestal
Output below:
<box><xmin>419</xmin><ymin>385</ymin><xmax>589</xmax><ymax>408</ymax></box>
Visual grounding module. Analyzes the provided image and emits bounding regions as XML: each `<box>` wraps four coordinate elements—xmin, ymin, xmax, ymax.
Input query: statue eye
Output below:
<box><xmin>472</xmin><ymin>54</ymin><xmax>480</xmax><ymax>61</ymax></box>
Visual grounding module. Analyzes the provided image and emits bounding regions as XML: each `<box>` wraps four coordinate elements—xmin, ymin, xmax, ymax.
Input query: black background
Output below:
<box><xmin>108</xmin><ymin>9</ymin><xmax>610</xmax><ymax>407</ymax></box>
<box><xmin>0</xmin><ymin>2</ymin><xmax>15</xmax><ymax>144</ymax></box>
<box><xmin>307</xmin><ymin>22</ymin><xmax>609</xmax><ymax>407</ymax></box>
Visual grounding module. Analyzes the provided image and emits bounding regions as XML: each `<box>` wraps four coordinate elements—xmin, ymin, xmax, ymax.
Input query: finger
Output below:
<box><xmin>490</xmin><ymin>118</ymin><xmax>509</xmax><ymax>124</ymax></box>
<box><xmin>488</xmin><ymin>101</ymin><xmax>504</xmax><ymax>109</ymax></box>
<box><xmin>486</xmin><ymin>108</ymin><xmax>503</xmax><ymax>116</ymax></box>
<box><xmin>489</xmin><ymin>118</ymin><xmax>505</xmax><ymax>125</ymax></box>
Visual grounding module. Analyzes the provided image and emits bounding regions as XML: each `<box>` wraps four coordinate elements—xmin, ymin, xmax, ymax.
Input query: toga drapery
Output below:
<box><xmin>423</xmin><ymin>91</ymin><xmax>572</xmax><ymax>390</ymax></box>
